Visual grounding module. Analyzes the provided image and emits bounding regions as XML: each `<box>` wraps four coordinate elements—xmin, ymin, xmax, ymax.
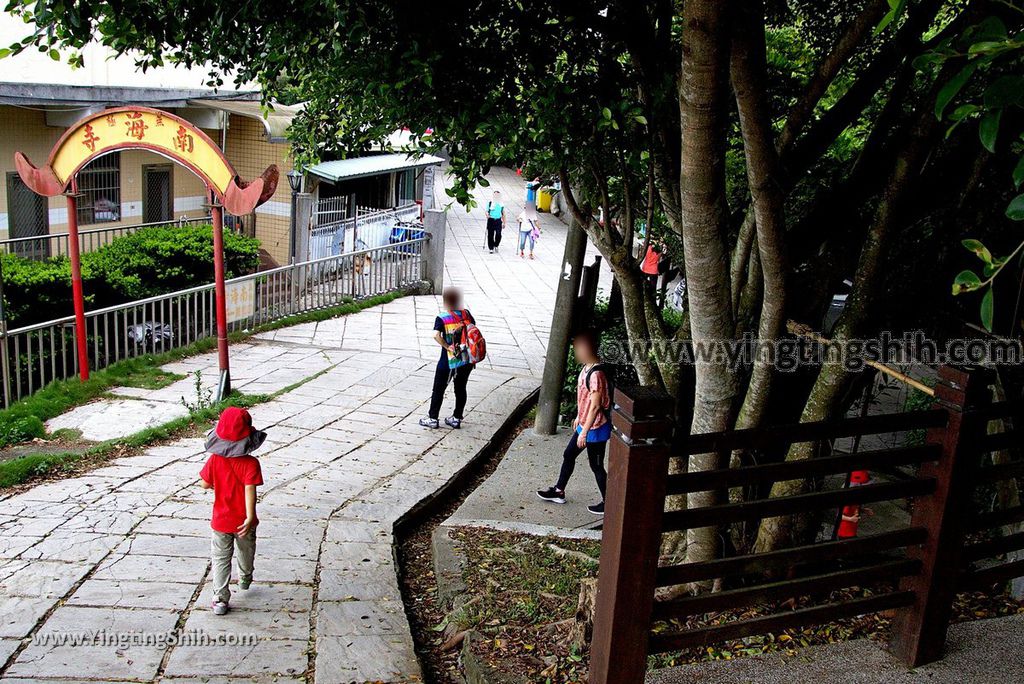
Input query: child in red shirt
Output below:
<box><xmin>199</xmin><ymin>407</ymin><xmax>267</xmax><ymax>615</ymax></box>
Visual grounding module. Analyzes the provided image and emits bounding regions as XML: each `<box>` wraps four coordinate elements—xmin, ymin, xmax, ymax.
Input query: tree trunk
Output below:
<box><xmin>672</xmin><ymin>0</ymin><xmax>737</xmax><ymax>568</ymax></box>
<box><xmin>534</xmin><ymin>214</ymin><xmax>588</xmax><ymax>435</ymax></box>
<box><xmin>730</xmin><ymin>0</ymin><xmax>787</xmax><ymax>437</ymax></box>
<box><xmin>753</xmin><ymin>72</ymin><xmax>947</xmax><ymax>554</ymax></box>
<box><xmin>570</xmin><ymin>577</ymin><xmax>598</xmax><ymax>649</ymax></box>
<box><xmin>616</xmin><ymin>257</ymin><xmax>663</xmax><ymax>387</ymax></box>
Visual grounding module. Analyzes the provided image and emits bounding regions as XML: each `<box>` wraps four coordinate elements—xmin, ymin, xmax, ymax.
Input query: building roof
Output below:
<box><xmin>189</xmin><ymin>99</ymin><xmax>301</xmax><ymax>143</ymax></box>
<box><xmin>0</xmin><ymin>83</ymin><xmax>259</xmax><ymax>108</ymax></box>
<box><xmin>307</xmin><ymin>153</ymin><xmax>444</xmax><ymax>183</ymax></box>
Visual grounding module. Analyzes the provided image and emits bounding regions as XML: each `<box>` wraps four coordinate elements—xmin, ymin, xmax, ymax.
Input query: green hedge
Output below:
<box><xmin>2</xmin><ymin>225</ymin><xmax>260</xmax><ymax>328</ymax></box>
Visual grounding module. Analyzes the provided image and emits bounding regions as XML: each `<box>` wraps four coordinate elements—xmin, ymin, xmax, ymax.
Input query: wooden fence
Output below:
<box><xmin>590</xmin><ymin>365</ymin><xmax>1024</xmax><ymax>683</ymax></box>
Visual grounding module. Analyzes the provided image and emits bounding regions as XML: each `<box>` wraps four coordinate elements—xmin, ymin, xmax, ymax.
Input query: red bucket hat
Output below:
<box><xmin>205</xmin><ymin>407</ymin><xmax>267</xmax><ymax>457</ymax></box>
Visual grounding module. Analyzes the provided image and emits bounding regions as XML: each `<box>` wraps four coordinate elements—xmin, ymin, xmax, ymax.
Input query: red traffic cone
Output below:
<box><xmin>837</xmin><ymin>470</ymin><xmax>870</xmax><ymax>539</ymax></box>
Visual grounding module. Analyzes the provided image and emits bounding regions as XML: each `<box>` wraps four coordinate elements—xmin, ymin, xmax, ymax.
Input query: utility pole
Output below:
<box><xmin>534</xmin><ymin>215</ymin><xmax>587</xmax><ymax>434</ymax></box>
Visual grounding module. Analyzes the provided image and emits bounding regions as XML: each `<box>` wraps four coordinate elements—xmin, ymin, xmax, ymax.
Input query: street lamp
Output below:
<box><xmin>287</xmin><ymin>169</ymin><xmax>302</xmax><ymax>262</ymax></box>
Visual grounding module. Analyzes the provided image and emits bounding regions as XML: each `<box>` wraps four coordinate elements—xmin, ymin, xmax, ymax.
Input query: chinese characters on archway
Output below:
<box><xmin>78</xmin><ymin>109</ymin><xmax>196</xmax><ymax>157</ymax></box>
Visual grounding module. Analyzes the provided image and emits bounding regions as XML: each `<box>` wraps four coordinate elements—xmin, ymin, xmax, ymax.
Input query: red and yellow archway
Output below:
<box><xmin>15</xmin><ymin>106</ymin><xmax>280</xmax><ymax>396</ymax></box>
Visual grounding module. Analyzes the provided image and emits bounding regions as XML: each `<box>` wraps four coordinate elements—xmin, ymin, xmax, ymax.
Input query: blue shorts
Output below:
<box><xmin>576</xmin><ymin>422</ymin><xmax>611</xmax><ymax>443</ymax></box>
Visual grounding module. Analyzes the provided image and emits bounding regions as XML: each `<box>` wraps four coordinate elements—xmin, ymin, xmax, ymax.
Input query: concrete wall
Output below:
<box><xmin>224</xmin><ymin>115</ymin><xmax>295</xmax><ymax>265</ymax></box>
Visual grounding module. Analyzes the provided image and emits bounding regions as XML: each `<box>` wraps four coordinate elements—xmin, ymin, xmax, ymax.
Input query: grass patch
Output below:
<box><xmin>0</xmin><ymin>391</ymin><xmax>266</xmax><ymax>489</ymax></box>
<box><xmin>0</xmin><ymin>342</ymin><xmax>210</xmax><ymax>449</ymax></box>
<box><xmin>0</xmin><ymin>360</ymin><xmax>341</xmax><ymax>490</ymax></box>
<box><xmin>0</xmin><ymin>287</ymin><xmax>418</xmax><ymax>452</ymax></box>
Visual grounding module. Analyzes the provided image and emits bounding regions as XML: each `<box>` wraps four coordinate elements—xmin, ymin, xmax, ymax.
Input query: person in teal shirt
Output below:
<box><xmin>485</xmin><ymin>191</ymin><xmax>506</xmax><ymax>253</ymax></box>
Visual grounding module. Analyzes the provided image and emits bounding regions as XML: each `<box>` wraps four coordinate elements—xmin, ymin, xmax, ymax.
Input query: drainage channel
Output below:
<box><xmin>394</xmin><ymin>392</ymin><xmax>538</xmax><ymax>684</ymax></box>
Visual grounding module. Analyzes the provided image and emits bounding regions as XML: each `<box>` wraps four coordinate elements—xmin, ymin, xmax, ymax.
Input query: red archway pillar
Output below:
<box><xmin>64</xmin><ymin>190</ymin><xmax>90</xmax><ymax>381</ymax></box>
<box><xmin>211</xmin><ymin>198</ymin><xmax>231</xmax><ymax>399</ymax></box>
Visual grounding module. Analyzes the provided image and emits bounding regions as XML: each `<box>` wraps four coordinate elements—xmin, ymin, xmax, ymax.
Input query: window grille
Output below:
<box><xmin>77</xmin><ymin>153</ymin><xmax>121</xmax><ymax>225</ymax></box>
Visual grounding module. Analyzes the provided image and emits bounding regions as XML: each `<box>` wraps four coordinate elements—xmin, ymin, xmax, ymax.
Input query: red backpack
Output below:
<box><xmin>459</xmin><ymin>310</ymin><xmax>486</xmax><ymax>365</ymax></box>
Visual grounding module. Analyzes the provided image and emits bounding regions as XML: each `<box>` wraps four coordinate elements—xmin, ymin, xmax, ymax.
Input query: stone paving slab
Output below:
<box><xmin>446</xmin><ymin>426</ymin><xmax>605</xmax><ymax>535</ymax></box>
<box><xmin>646</xmin><ymin>615</ymin><xmax>1024</xmax><ymax>684</ymax></box>
<box><xmin>1</xmin><ymin>168</ymin><xmax>550</xmax><ymax>683</ymax></box>
<box><xmin>0</xmin><ymin>359</ymin><xmax>537</xmax><ymax>682</ymax></box>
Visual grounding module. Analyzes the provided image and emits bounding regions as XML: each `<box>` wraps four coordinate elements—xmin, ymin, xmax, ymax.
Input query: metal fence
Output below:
<box><xmin>309</xmin><ymin>203</ymin><xmax>421</xmax><ymax>260</ymax></box>
<box><xmin>0</xmin><ymin>215</ymin><xmax>212</xmax><ymax>261</ymax></box>
<box><xmin>0</xmin><ymin>235</ymin><xmax>427</xmax><ymax>406</ymax></box>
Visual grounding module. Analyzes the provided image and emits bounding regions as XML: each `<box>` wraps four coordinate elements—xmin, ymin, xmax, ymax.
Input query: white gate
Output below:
<box><xmin>308</xmin><ymin>200</ymin><xmax>421</xmax><ymax>260</ymax></box>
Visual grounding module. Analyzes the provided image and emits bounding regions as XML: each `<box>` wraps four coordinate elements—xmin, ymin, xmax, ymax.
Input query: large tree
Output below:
<box><xmin>11</xmin><ymin>0</ymin><xmax>1024</xmax><ymax>569</ymax></box>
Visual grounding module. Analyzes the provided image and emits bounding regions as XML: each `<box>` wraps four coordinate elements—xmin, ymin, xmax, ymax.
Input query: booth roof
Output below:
<box><xmin>306</xmin><ymin>152</ymin><xmax>444</xmax><ymax>183</ymax></box>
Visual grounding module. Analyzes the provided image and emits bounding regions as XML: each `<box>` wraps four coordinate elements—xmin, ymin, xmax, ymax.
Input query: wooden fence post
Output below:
<box><xmin>890</xmin><ymin>364</ymin><xmax>989</xmax><ymax>666</ymax></box>
<box><xmin>590</xmin><ymin>385</ymin><xmax>674</xmax><ymax>684</ymax></box>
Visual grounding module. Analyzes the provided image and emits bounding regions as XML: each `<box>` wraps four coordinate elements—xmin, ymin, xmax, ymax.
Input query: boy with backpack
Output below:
<box><xmin>537</xmin><ymin>330</ymin><xmax>612</xmax><ymax>515</ymax></box>
<box><xmin>198</xmin><ymin>406</ymin><xmax>268</xmax><ymax>615</ymax></box>
<box><xmin>420</xmin><ymin>287</ymin><xmax>486</xmax><ymax>429</ymax></box>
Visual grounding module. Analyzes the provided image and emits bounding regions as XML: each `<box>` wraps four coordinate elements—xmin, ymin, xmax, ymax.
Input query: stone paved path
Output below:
<box><xmin>0</xmin><ymin>168</ymin><xmax>582</xmax><ymax>683</ymax></box>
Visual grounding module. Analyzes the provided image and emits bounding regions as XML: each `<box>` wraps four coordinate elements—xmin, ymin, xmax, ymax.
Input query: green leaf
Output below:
<box><xmin>601</xmin><ymin>107</ymin><xmax>612</xmax><ymax>120</ymax></box>
<box><xmin>875</xmin><ymin>0</ymin><xmax>907</xmax><ymax>36</ymax></box>
<box><xmin>935</xmin><ymin>62</ymin><xmax>979</xmax><ymax>120</ymax></box>
<box><xmin>983</xmin><ymin>75</ymin><xmax>1024</xmax><ymax>108</ymax></box>
<box><xmin>48</xmin><ymin>49</ymin><xmax>59</xmax><ymax>61</ymax></box>
<box><xmin>962</xmin><ymin>239</ymin><xmax>992</xmax><ymax>264</ymax></box>
<box><xmin>634</xmin><ymin>114</ymin><xmax>648</xmax><ymax>125</ymax></box>
<box><xmin>0</xmin><ymin>48</ymin><xmax>10</xmax><ymax>60</ymax></box>
<box><xmin>953</xmin><ymin>270</ymin><xmax>982</xmax><ymax>295</ymax></box>
<box><xmin>967</xmin><ymin>41</ymin><xmax>1007</xmax><ymax>57</ymax></box>
<box><xmin>949</xmin><ymin>104</ymin><xmax>980</xmax><ymax>122</ymax></box>
<box><xmin>971</xmin><ymin>16</ymin><xmax>1009</xmax><ymax>42</ymax></box>
<box><xmin>1007</xmin><ymin>193</ymin><xmax>1024</xmax><ymax>221</ymax></box>
<box><xmin>980</xmin><ymin>110</ymin><xmax>1001</xmax><ymax>152</ymax></box>
<box><xmin>981</xmin><ymin>288</ymin><xmax>994</xmax><ymax>332</ymax></box>
<box><xmin>913</xmin><ymin>52</ymin><xmax>946</xmax><ymax>71</ymax></box>
<box><xmin>1012</xmin><ymin>156</ymin><xmax>1024</xmax><ymax>189</ymax></box>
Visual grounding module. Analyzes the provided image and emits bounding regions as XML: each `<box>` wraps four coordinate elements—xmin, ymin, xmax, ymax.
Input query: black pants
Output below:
<box><xmin>486</xmin><ymin>218</ymin><xmax>503</xmax><ymax>250</ymax></box>
<box><xmin>555</xmin><ymin>431</ymin><xmax>608</xmax><ymax>500</ymax></box>
<box><xmin>429</xmin><ymin>364</ymin><xmax>472</xmax><ymax>420</ymax></box>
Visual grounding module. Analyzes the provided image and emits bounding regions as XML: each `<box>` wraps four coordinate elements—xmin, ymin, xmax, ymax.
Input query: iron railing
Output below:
<box><xmin>0</xmin><ymin>236</ymin><xmax>427</xmax><ymax>406</ymax></box>
<box><xmin>0</xmin><ymin>215</ymin><xmax>212</xmax><ymax>261</ymax></box>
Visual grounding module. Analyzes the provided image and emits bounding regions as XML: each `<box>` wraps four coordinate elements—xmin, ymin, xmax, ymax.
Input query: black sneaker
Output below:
<box><xmin>537</xmin><ymin>487</ymin><xmax>566</xmax><ymax>504</ymax></box>
<box><xmin>418</xmin><ymin>417</ymin><xmax>439</xmax><ymax>429</ymax></box>
<box><xmin>444</xmin><ymin>416</ymin><xmax>462</xmax><ymax>429</ymax></box>
<box><xmin>587</xmin><ymin>502</ymin><xmax>605</xmax><ymax>516</ymax></box>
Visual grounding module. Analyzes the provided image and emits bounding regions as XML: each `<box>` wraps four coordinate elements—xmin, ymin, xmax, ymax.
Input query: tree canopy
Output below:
<box><xmin>9</xmin><ymin>0</ymin><xmax>1024</xmax><ymax>565</ymax></box>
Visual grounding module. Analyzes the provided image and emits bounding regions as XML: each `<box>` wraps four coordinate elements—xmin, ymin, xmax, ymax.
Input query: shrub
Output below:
<box><xmin>87</xmin><ymin>224</ymin><xmax>260</xmax><ymax>299</ymax></box>
<box><xmin>1</xmin><ymin>224</ymin><xmax>260</xmax><ymax>328</ymax></box>
<box><xmin>0</xmin><ymin>415</ymin><xmax>45</xmax><ymax>445</ymax></box>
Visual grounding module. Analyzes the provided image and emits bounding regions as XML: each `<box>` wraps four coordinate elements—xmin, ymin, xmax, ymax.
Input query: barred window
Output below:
<box><xmin>77</xmin><ymin>153</ymin><xmax>121</xmax><ymax>224</ymax></box>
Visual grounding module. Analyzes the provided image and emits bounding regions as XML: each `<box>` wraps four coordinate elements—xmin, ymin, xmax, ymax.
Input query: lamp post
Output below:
<box><xmin>287</xmin><ymin>169</ymin><xmax>302</xmax><ymax>262</ymax></box>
